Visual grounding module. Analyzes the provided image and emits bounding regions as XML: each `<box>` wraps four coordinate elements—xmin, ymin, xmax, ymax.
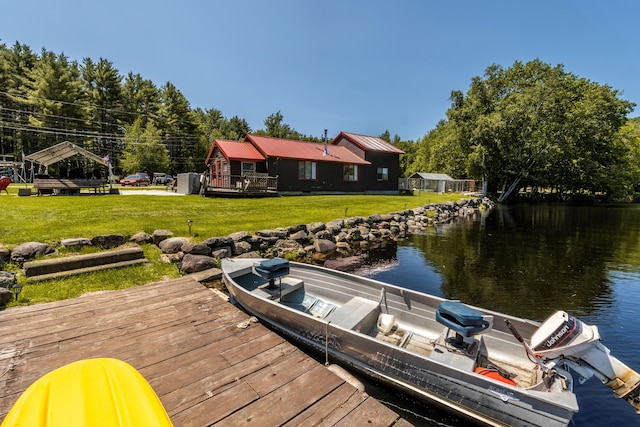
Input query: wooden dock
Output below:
<box><xmin>0</xmin><ymin>276</ymin><xmax>410</xmax><ymax>426</ymax></box>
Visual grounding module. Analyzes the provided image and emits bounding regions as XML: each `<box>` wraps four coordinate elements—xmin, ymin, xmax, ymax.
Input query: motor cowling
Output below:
<box><xmin>531</xmin><ymin>311</ymin><xmax>640</xmax><ymax>414</ymax></box>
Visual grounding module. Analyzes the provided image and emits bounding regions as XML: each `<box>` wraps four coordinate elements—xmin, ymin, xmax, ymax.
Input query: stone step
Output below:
<box><xmin>27</xmin><ymin>258</ymin><xmax>150</xmax><ymax>282</ymax></box>
<box><xmin>24</xmin><ymin>247</ymin><xmax>147</xmax><ymax>280</ymax></box>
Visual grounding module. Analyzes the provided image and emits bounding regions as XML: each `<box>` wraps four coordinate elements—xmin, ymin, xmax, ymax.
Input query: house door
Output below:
<box><xmin>212</xmin><ymin>159</ymin><xmax>228</xmax><ymax>187</ymax></box>
<box><xmin>215</xmin><ymin>160</ymin><xmax>222</xmax><ymax>187</ymax></box>
<box><xmin>211</xmin><ymin>160</ymin><xmax>220</xmax><ymax>187</ymax></box>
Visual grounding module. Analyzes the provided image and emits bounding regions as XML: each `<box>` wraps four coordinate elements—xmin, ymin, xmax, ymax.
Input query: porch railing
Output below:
<box><xmin>208</xmin><ymin>172</ymin><xmax>278</xmax><ymax>192</ymax></box>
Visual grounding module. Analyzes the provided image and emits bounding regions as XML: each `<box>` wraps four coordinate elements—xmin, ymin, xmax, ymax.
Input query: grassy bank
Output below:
<box><xmin>1</xmin><ymin>188</ymin><xmax>464</xmax><ymax>246</ymax></box>
<box><xmin>1</xmin><ymin>188</ymin><xmax>466</xmax><ymax>307</ymax></box>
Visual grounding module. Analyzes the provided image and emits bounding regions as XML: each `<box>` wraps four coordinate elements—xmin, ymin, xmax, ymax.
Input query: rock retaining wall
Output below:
<box><xmin>0</xmin><ymin>198</ymin><xmax>492</xmax><ymax>276</ymax></box>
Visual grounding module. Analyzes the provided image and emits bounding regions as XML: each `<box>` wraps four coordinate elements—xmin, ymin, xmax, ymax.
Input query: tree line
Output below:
<box><xmin>1</xmin><ymin>40</ymin><xmax>638</xmax><ymax>201</ymax></box>
<box><xmin>398</xmin><ymin>59</ymin><xmax>640</xmax><ymax>202</ymax></box>
<box><xmin>0</xmin><ymin>41</ymin><xmax>322</xmax><ymax>177</ymax></box>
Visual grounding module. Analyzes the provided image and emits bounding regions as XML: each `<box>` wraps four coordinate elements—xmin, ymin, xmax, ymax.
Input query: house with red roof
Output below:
<box><xmin>332</xmin><ymin>132</ymin><xmax>405</xmax><ymax>193</ymax></box>
<box><xmin>204</xmin><ymin>132</ymin><xmax>404</xmax><ymax>196</ymax></box>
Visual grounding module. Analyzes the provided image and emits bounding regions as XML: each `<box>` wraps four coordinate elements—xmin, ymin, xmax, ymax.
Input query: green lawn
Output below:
<box><xmin>1</xmin><ymin>185</ymin><xmax>464</xmax><ymax>246</ymax></box>
<box><xmin>1</xmin><ymin>184</ymin><xmax>465</xmax><ymax>307</ymax></box>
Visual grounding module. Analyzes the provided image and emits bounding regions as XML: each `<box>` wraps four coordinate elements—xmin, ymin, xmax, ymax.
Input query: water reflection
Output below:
<box><xmin>364</xmin><ymin>204</ymin><xmax>640</xmax><ymax>321</ymax></box>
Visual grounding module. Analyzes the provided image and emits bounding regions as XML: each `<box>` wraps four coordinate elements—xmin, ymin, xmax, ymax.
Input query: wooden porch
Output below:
<box><xmin>204</xmin><ymin>172</ymin><xmax>279</xmax><ymax>198</ymax></box>
<box><xmin>0</xmin><ymin>276</ymin><xmax>408</xmax><ymax>426</ymax></box>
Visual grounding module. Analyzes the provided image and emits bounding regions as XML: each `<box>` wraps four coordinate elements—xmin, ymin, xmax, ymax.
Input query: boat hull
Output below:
<box><xmin>222</xmin><ymin>258</ymin><xmax>577</xmax><ymax>427</ymax></box>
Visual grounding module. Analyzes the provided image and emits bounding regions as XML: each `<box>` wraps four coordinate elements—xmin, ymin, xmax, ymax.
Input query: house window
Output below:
<box><xmin>298</xmin><ymin>161</ymin><xmax>316</xmax><ymax>180</ymax></box>
<box><xmin>377</xmin><ymin>167</ymin><xmax>389</xmax><ymax>181</ymax></box>
<box><xmin>241</xmin><ymin>162</ymin><xmax>255</xmax><ymax>175</ymax></box>
<box><xmin>343</xmin><ymin>164</ymin><xmax>359</xmax><ymax>182</ymax></box>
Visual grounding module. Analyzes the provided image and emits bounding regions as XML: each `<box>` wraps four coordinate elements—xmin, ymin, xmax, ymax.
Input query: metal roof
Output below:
<box><xmin>333</xmin><ymin>132</ymin><xmax>405</xmax><ymax>154</ymax></box>
<box><xmin>210</xmin><ymin>140</ymin><xmax>265</xmax><ymax>162</ymax></box>
<box><xmin>245</xmin><ymin>135</ymin><xmax>371</xmax><ymax>165</ymax></box>
<box><xmin>24</xmin><ymin>141</ymin><xmax>108</xmax><ymax>167</ymax></box>
<box><xmin>409</xmin><ymin>172</ymin><xmax>454</xmax><ymax>181</ymax></box>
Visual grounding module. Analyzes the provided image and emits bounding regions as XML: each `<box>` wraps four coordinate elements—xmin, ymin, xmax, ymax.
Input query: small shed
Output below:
<box><xmin>408</xmin><ymin>172</ymin><xmax>454</xmax><ymax>193</ymax></box>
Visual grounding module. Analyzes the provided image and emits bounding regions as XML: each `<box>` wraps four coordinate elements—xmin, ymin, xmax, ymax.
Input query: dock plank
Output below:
<box><xmin>0</xmin><ymin>276</ymin><xmax>407</xmax><ymax>426</ymax></box>
<box><xmin>335</xmin><ymin>397</ymin><xmax>402</xmax><ymax>427</ymax></box>
<box><xmin>160</xmin><ymin>342</ymin><xmax>298</xmax><ymax>415</ymax></box>
<box><xmin>282</xmin><ymin>383</ymin><xmax>364</xmax><ymax>426</ymax></box>
<box><xmin>212</xmin><ymin>363</ymin><xmax>346</xmax><ymax>426</ymax></box>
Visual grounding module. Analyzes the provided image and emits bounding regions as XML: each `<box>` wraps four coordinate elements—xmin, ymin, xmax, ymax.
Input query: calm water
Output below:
<box><xmin>357</xmin><ymin>204</ymin><xmax>640</xmax><ymax>426</ymax></box>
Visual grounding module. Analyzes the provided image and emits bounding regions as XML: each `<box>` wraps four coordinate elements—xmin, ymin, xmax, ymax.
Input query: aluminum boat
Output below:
<box><xmin>222</xmin><ymin>257</ymin><xmax>640</xmax><ymax>426</ymax></box>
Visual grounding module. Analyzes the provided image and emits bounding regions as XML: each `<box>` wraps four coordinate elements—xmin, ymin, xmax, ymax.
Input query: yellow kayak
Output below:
<box><xmin>2</xmin><ymin>358</ymin><xmax>173</xmax><ymax>427</ymax></box>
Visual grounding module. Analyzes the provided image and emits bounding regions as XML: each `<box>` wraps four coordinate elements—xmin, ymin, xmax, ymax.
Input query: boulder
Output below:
<box><xmin>152</xmin><ymin>229</ymin><xmax>173</xmax><ymax>244</ymax></box>
<box><xmin>11</xmin><ymin>242</ymin><xmax>56</xmax><ymax>264</ymax></box>
<box><xmin>306</xmin><ymin>221</ymin><xmax>325</xmax><ymax>233</ymax></box>
<box><xmin>233</xmin><ymin>241</ymin><xmax>252</xmax><ymax>255</ymax></box>
<box><xmin>346</xmin><ymin>228</ymin><xmax>363</xmax><ymax>241</ymax></box>
<box><xmin>314</xmin><ymin>239</ymin><xmax>337</xmax><ymax>255</ymax></box>
<box><xmin>289</xmin><ymin>230</ymin><xmax>308</xmax><ymax>242</ymax></box>
<box><xmin>91</xmin><ymin>234</ymin><xmax>128</xmax><ymax>248</ymax></box>
<box><xmin>0</xmin><ymin>248</ymin><xmax>9</xmax><ymax>267</ymax></box>
<box><xmin>336</xmin><ymin>241</ymin><xmax>351</xmax><ymax>249</ymax></box>
<box><xmin>325</xmin><ymin>220</ymin><xmax>343</xmax><ymax>235</ymax></box>
<box><xmin>368</xmin><ymin>213</ymin><xmax>383</xmax><ymax>224</ymax></box>
<box><xmin>258</xmin><ymin>236</ymin><xmax>280</xmax><ymax>248</ymax></box>
<box><xmin>204</xmin><ymin>236</ymin><xmax>234</xmax><ymax>248</ymax></box>
<box><xmin>61</xmin><ymin>238</ymin><xmax>92</xmax><ymax>249</ymax></box>
<box><xmin>160</xmin><ymin>253</ymin><xmax>183</xmax><ymax>264</ymax></box>
<box><xmin>270</xmin><ymin>239</ymin><xmax>303</xmax><ymax>258</ymax></box>
<box><xmin>228</xmin><ymin>231</ymin><xmax>251</xmax><ymax>242</ymax></box>
<box><xmin>256</xmin><ymin>229</ymin><xmax>287</xmax><ymax>238</ymax></box>
<box><xmin>335</xmin><ymin>231</ymin><xmax>348</xmax><ymax>242</ymax></box>
<box><xmin>324</xmin><ymin>255</ymin><xmax>366</xmax><ymax>272</ymax></box>
<box><xmin>159</xmin><ymin>237</ymin><xmax>189</xmax><ymax>254</ymax></box>
<box><xmin>0</xmin><ymin>271</ymin><xmax>16</xmax><ymax>288</ymax></box>
<box><xmin>0</xmin><ymin>287</ymin><xmax>12</xmax><ymax>305</ymax></box>
<box><xmin>179</xmin><ymin>254</ymin><xmax>218</xmax><ymax>274</ymax></box>
<box><xmin>413</xmin><ymin>206</ymin><xmax>425</xmax><ymax>215</ymax></box>
<box><xmin>246</xmin><ymin>236</ymin><xmax>263</xmax><ymax>250</ymax></box>
<box><xmin>236</xmin><ymin>250</ymin><xmax>261</xmax><ymax>258</ymax></box>
<box><xmin>314</xmin><ymin>229</ymin><xmax>335</xmax><ymax>242</ymax></box>
<box><xmin>345</xmin><ymin>216</ymin><xmax>365</xmax><ymax>227</ymax></box>
<box><xmin>287</xmin><ymin>224</ymin><xmax>306</xmax><ymax>233</ymax></box>
<box><xmin>130</xmin><ymin>232</ymin><xmax>153</xmax><ymax>244</ymax></box>
<box><xmin>326</xmin><ymin>219</ymin><xmax>344</xmax><ymax>229</ymax></box>
<box><xmin>181</xmin><ymin>243</ymin><xmax>212</xmax><ymax>256</ymax></box>
<box><xmin>211</xmin><ymin>247</ymin><xmax>232</xmax><ymax>259</ymax></box>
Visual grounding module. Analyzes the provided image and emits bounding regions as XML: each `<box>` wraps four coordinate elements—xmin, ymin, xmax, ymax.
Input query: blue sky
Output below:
<box><xmin>2</xmin><ymin>1</ymin><xmax>638</xmax><ymax>141</ymax></box>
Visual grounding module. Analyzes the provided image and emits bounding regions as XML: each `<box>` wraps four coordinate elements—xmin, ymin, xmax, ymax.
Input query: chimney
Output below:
<box><xmin>323</xmin><ymin>129</ymin><xmax>328</xmax><ymax>156</ymax></box>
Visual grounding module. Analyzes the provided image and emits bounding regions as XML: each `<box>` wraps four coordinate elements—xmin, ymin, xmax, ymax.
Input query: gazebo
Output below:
<box><xmin>24</xmin><ymin>141</ymin><xmax>110</xmax><ymax>176</ymax></box>
<box><xmin>24</xmin><ymin>141</ymin><xmax>112</xmax><ymax>194</ymax></box>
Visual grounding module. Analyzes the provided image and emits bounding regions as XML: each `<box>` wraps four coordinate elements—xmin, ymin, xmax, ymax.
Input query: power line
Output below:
<box><xmin>0</xmin><ymin>119</ymin><xmax>204</xmax><ymax>147</ymax></box>
<box><xmin>0</xmin><ymin>89</ymin><xmax>158</xmax><ymax>121</ymax></box>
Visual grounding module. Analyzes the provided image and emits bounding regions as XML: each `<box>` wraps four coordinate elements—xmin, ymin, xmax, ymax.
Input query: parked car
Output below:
<box><xmin>153</xmin><ymin>173</ymin><xmax>173</xmax><ymax>185</ymax></box>
<box><xmin>0</xmin><ymin>169</ymin><xmax>14</xmax><ymax>181</ymax></box>
<box><xmin>119</xmin><ymin>174</ymin><xmax>150</xmax><ymax>186</ymax></box>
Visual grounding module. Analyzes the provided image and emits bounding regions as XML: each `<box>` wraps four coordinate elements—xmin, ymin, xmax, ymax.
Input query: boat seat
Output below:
<box><xmin>254</xmin><ymin>258</ymin><xmax>290</xmax><ymax>288</ymax></box>
<box><xmin>325</xmin><ymin>297</ymin><xmax>380</xmax><ymax>331</ymax></box>
<box><xmin>436</xmin><ymin>301</ymin><xmax>491</xmax><ymax>343</ymax></box>
<box><xmin>272</xmin><ymin>277</ymin><xmax>304</xmax><ymax>301</ymax></box>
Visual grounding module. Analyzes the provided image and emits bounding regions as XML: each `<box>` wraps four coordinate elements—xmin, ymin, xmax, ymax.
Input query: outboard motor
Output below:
<box><xmin>530</xmin><ymin>311</ymin><xmax>640</xmax><ymax>413</ymax></box>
